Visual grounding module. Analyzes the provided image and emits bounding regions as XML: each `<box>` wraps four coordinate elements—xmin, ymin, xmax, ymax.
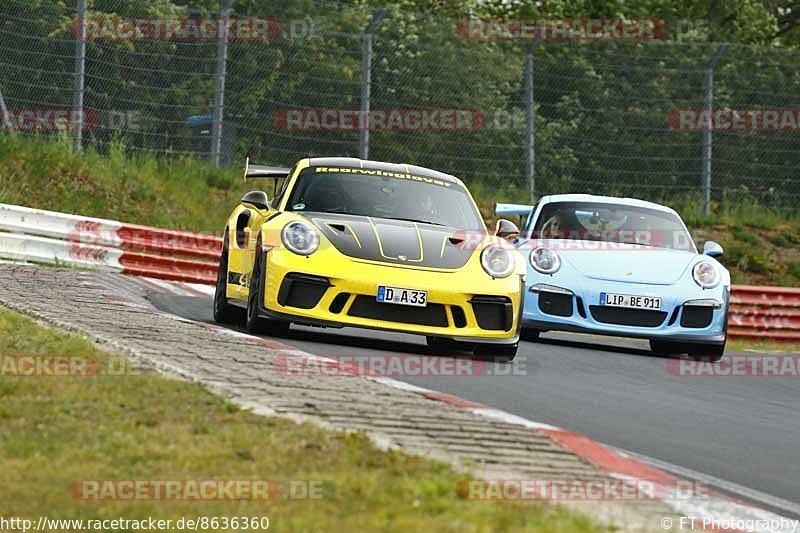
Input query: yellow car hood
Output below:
<box><xmin>304</xmin><ymin>212</ymin><xmax>479</xmax><ymax>270</ymax></box>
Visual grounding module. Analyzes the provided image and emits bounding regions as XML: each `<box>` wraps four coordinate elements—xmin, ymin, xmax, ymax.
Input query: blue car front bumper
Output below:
<box><xmin>522</xmin><ymin>277</ymin><xmax>728</xmax><ymax>345</ymax></box>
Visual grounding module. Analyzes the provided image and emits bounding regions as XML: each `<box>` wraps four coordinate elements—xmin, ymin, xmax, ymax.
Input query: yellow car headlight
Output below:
<box><xmin>481</xmin><ymin>244</ymin><xmax>515</xmax><ymax>278</ymax></box>
<box><xmin>281</xmin><ymin>221</ymin><xmax>320</xmax><ymax>256</ymax></box>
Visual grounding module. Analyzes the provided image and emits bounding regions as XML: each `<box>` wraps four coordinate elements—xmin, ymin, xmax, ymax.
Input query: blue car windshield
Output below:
<box><xmin>531</xmin><ymin>202</ymin><xmax>696</xmax><ymax>252</ymax></box>
<box><xmin>285</xmin><ymin>167</ymin><xmax>484</xmax><ymax>230</ymax></box>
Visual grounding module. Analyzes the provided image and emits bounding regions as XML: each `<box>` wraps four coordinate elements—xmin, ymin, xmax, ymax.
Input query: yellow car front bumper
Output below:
<box><xmin>255</xmin><ymin>245</ymin><xmax>523</xmax><ymax>343</ymax></box>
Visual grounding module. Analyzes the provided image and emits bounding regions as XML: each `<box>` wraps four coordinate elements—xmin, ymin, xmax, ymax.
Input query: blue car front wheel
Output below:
<box><xmin>649</xmin><ymin>339</ymin><xmax>725</xmax><ymax>361</ymax></box>
<box><xmin>520</xmin><ymin>328</ymin><xmax>540</xmax><ymax>341</ymax></box>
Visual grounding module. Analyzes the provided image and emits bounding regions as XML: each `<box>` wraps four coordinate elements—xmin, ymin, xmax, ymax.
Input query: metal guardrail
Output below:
<box><xmin>729</xmin><ymin>286</ymin><xmax>800</xmax><ymax>342</ymax></box>
<box><xmin>0</xmin><ymin>203</ymin><xmax>797</xmax><ymax>342</ymax></box>
<box><xmin>0</xmin><ymin>204</ymin><xmax>220</xmax><ymax>284</ymax></box>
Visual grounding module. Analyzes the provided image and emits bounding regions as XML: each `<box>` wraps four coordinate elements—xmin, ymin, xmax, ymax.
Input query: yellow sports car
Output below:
<box><xmin>213</xmin><ymin>157</ymin><xmax>525</xmax><ymax>359</ymax></box>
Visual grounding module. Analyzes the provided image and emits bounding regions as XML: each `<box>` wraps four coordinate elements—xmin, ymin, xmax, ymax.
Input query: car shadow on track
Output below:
<box><xmin>147</xmin><ymin>293</ymin><xmax>675</xmax><ymax>361</ymax></box>
<box><xmin>150</xmin><ymin>293</ymin><xmax>467</xmax><ymax>357</ymax></box>
<box><xmin>285</xmin><ymin>326</ymin><xmax>435</xmax><ymax>355</ymax></box>
<box><xmin>527</xmin><ymin>334</ymin><xmax>668</xmax><ymax>360</ymax></box>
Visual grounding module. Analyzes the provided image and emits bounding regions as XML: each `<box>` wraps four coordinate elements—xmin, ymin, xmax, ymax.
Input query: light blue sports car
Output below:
<box><xmin>496</xmin><ymin>194</ymin><xmax>729</xmax><ymax>359</ymax></box>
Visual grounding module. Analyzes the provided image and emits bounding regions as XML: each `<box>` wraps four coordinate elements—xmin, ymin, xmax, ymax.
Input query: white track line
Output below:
<box><xmin>182</xmin><ymin>283</ymin><xmax>215</xmax><ymax>296</ymax></box>
<box><xmin>621</xmin><ymin>449</ymin><xmax>800</xmax><ymax>519</ymax></box>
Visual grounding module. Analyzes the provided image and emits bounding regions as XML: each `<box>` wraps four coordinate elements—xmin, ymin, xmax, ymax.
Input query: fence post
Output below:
<box><xmin>359</xmin><ymin>8</ymin><xmax>389</xmax><ymax>160</ymax></box>
<box><xmin>211</xmin><ymin>0</ymin><xmax>233</xmax><ymax>168</ymax></box>
<box><xmin>73</xmin><ymin>0</ymin><xmax>87</xmax><ymax>153</ymax></box>
<box><xmin>524</xmin><ymin>40</ymin><xmax>541</xmax><ymax>204</ymax></box>
<box><xmin>0</xmin><ymin>87</ymin><xmax>10</xmax><ymax>132</ymax></box>
<box><xmin>701</xmin><ymin>43</ymin><xmax>729</xmax><ymax>215</ymax></box>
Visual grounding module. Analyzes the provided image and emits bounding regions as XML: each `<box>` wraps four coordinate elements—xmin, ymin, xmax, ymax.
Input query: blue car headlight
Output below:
<box><xmin>530</xmin><ymin>247</ymin><xmax>560</xmax><ymax>274</ymax></box>
<box><xmin>281</xmin><ymin>221</ymin><xmax>320</xmax><ymax>256</ymax></box>
<box><xmin>692</xmin><ymin>260</ymin><xmax>720</xmax><ymax>289</ymax></box>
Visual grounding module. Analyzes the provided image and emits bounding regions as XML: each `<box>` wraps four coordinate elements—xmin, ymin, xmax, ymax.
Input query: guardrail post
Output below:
<box><xmin>211</xmin><ymin>0</ymin><xmax>234</xmax><ymax>168</ymax></box>
<box><xmin>524</xmin><ymin>40</ymin><xmax>541</xmax><ymax>204</ymax></box>
<box><xmin>72</xmin><ymin>0</ymin><xmax>87</xmax><ymax>153</ymax></box>
<box><xmin>358</xmin><ymin>7</ymin><xmax>389</xmax><ymax>160</ymax></box>
<box><xmin>701</xmin><ymin>43</ymin><xmax>729</xmax><ymax>215</ymax></box>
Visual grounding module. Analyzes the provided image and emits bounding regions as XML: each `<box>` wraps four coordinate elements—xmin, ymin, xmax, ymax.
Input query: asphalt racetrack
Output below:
<box><xmin>151</xmin><ymin>293</ymin><xmax>800</xmax><ymax>515</ymax></box>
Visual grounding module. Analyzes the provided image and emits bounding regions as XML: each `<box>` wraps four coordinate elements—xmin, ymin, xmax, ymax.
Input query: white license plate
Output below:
<box><xmin>377</xmin><ymin>286</ymin><xmax>428</xmax><ymax>307</ymax></box>
<box><xmin>601</xmin><ymin>292</ymin><xmax>661</xmax><ymax>310</ymax></box>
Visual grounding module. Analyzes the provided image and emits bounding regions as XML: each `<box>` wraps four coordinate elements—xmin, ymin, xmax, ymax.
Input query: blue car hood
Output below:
<box><xmin>531</xmin><ymin>240</ymin><xmax>697</xmax><ymax>285</ymax></box>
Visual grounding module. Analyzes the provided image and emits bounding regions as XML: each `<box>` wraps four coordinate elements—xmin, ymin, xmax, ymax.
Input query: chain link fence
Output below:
<box><xmin>2</xmin><ymin>0</ymin><xmax>799</xmax><ymax>211</ymax></box>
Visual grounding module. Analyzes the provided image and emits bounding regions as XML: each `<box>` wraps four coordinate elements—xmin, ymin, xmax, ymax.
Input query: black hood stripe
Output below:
<box><xmin>306</xmin><ymin>213</ymin><xmax>475</xmax><ymax>269</ymax></box>
<box><xmin>368</xmin><ymin>217</ymin><xmax>424</xmax><ymax>263</ymax></box>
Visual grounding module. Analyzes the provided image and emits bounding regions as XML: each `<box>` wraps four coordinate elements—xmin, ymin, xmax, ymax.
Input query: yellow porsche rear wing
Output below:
<box><xmin>242</xmin><ymin>157</ymin><xmax>291</xmax><ymax>182</ymax></box>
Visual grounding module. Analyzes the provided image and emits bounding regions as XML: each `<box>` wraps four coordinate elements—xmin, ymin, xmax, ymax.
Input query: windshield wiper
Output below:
<box><xmin>618</xmin><ymin>241</ymin><xmax>654</xmax><ymax>247</ymax></box>
<box><xmin>386</xmin><ymin>217</ymin><xmax>446</xmax><ymax>226</ymax></box>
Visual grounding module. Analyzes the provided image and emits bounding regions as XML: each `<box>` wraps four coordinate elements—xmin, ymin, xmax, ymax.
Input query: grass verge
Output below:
<box><xmin>0</xmin><ymin>135</ymin><xmax>247</xmax><ymax>231</ymax></box>
<box><xmin>728</xmin><ymin>339</ymin><xmax>800</xmax><ymax>353</ymax></box>
<box><xmin>0</xmin><ymin>307</ymin><xmax>603</xmax><ymax>532</ymax></box>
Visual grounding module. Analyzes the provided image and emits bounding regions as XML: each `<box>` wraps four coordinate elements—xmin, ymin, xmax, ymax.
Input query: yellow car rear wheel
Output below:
<box><xmin>213</xmin><ymin>230</ymin><xmax>242</xmax><ymax>324</ymax></box>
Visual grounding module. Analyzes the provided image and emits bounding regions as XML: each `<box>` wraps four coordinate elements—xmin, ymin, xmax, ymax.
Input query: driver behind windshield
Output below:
<box><xmin>302</xmin><ymin>179</ymin><xmax>349</xmax><ymax>213</ymax></box>
<box><xmin>536</xmin><ymin>209</ymin><xmax>582</xmax><ymax>239</ymax></box>
<box><xmin>286</xmin><ymin>168</ymin><xmax>484</xmax><ymax>230</ymax></box>
<box><xmin>532</xmin><ymin>202</ymin><xmax>692</xmax><ymax>250</ymax></box>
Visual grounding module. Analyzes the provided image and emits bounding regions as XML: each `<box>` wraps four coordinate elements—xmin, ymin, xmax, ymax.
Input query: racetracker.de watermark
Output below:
<box><xmin>273</xmin><ymin>354</ymin><xmax>526</xmax><ymax>377</ymax></box>
<box><xmin>273</xmin><ymin>109</ymin><xmax>486</xmax><ymax>132</ymax></box>
<box><xmin>68</xmin><ymin>18</ymin><xmax>318</xmax><ymax>41</ymax></box>
<box><xmin>456</xmin><ymin>478</ymin><xmax>710</xmax><ymax>501</ymax></box>
<box><xmin>69</xmin><ymin>479</ymin><xmax>325</xmax><ymax>501</ymax></box>
<box><xmin>666</xmin><ymin>108</ymin><xmax>800</xmax><ymax>131</ymax></box>
<box><xmin>521</xmin><ymin>230</ymin><xmax>696</xmax><ymax>252</ymax></box>
<box><xmin>0</xmin><ymin>355</ymin><xmax>139</xmax><ymax>377</ymax></box>
<box><xmin>455</xmin><ymin>18</ymin><xmax>665</xmax><ymax>40</ymax></box>
<box><xmin>667</xmin><ymin>355</ymin><xmax>800</xmax><ymax>377</ymax></box>
<box><xmin>444</xmin><ymin>229</ymin><xmax>698</xmax><ymax>253</ymax></box>
<box><xmin>1</xmin><ymin>109</ymin><xmax>99</xmax><ymax>133</ymax></box>
<box><xmin>66</xmin><ymin>221</ymin><xmax>223</xmax><ymax>253</ymax></box>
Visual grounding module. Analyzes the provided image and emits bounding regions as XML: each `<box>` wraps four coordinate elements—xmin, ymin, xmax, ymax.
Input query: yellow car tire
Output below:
<box><xmin>245</xmin><ymin>239</ymin><xmax>290</xmax><ymax>338</ymax></box>
<box><xmin>213</xmin><ymin>231</ymin><xmax>242</xmax><ymax>324</ymax></box>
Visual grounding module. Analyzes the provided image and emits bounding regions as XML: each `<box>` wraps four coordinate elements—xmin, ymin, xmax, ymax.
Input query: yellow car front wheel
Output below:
<box><xmin>473</xmin><ymin>342</ymin><xmax>518</xmax><ymax>362</ymax></box>
<box><xmin>426</xmin><ymin>336</ymin><xmax>471</xmax><ymax>354</ymax></box>
<box><xmin>246</xmin><ymin>240</ymin><xmax>290</xmax><ymax>337</ymax></box>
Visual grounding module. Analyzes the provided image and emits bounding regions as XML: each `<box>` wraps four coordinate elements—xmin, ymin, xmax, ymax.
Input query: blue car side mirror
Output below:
<box><xmin>703</xmin><ymin>240</ymin><xmax>724</xmax><ymax>257</ymax></box>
